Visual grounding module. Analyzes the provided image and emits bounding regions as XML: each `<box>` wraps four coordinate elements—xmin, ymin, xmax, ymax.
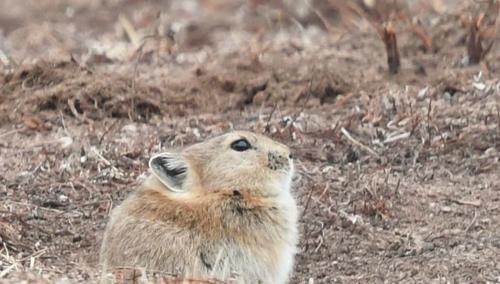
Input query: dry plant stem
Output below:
<box><xmin>497</xmin><ymin>106</ymin><xmax>500</xmax><ymax>132</ymax></box>
<box><xmin>67</xmin><ymin>98</ymin><xmax>85</xmax><ymax>122</ymax></box>
<box><xmin>5</xmin><ymin>200</ymin><xmax>65</xmax><ymax>214</ymax></box>
<box><xmin>410</xmin><ymin>22</ymin><xmax>433</xmax><ymax>51</ymax></box>
<box><xmin>426</xmin><ymin>98</ymin><xmax>432</xmax><ymax>146</ymax></box>
<box><xmin>302</xmin><ymin>184</ymin><xmax>316</xmax><ymax>253</ymax></box>
<box><xmin>313</xmin><ymin>9</ymin><xmax>333</xmax><ymax>31</ymax></box>
<box><xmin>340</xmin><ymin>1</ymin><xmax>400</xmax><ymax>73</ymax></box>
<box><xmin>383</xmin><ymin>132</ymin><xmax>410</xmax><ymax>144</ymax></box>
<box><xmin>382</xmin><ymin>24</ymin><xmax>401</xmax><ymax>74</ymax></box>
<box><xmin>449</xmin><ymin>199</ymin><xmax>481</xmax><ymax>207</ymax></box>
<box><xmin>98</xmin><ymin>120</ymin><xmax>119</xmax><ymax>145</ymax></box>
<box><xmin>264</xmin><ymin>104</ymin><xmax>278</xmax><ymax>133</ymax></box>
<box><xmin>0</xmin><ymin>265</ymin><xmax>16</xmax><ymax>278</ymax></box>
<box><xmin>119</xmin><ymin>14</ymin><xmax>141</xmax><ymax>48</ymax></box>
<box><xmin>468</xmin><ymin>0</ymin><xmax>499</xmax><ymax>65</ymax></box>
<box><xmin>0</xmin><ymin>129</ymin><xmax>20</xmax><ymax>139</ymax></box>
<box><xmin>465</xmin><ymin>210</ymin><xmax>478</xmax><ymax>232</ymax></box>
<box><xmin>0</xmin><ymin>247</ymin><xmax>47</xmax><ymax>277</ymax></box>
<box><xmin>468</xmin><ymin>15</ymin><xmax>484</xmax><ymax>64</ymax></box>
<box><xmin>340</xmin><ymin>127</ymin><xmax>380</xmax><ymax>158</ymax></box>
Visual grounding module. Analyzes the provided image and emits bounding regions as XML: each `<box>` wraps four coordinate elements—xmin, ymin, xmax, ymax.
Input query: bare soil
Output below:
<box><xmin>1</xmin><ymin>0</ymin><xmax>499</xmax><ymax>283</ymax></box>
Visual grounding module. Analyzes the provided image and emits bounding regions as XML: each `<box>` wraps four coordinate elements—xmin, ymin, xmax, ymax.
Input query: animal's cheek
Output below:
<box><xmin>257</xmin><ymin>152</ymin><xmax>268</xmax><ymax>167</ymax></box>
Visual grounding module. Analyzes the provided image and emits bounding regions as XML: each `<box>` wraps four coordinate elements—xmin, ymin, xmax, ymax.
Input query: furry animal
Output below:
<box><xmin>100</xmin><ymin>131</ymin><xmax>299</xmax><ymax>283</ymax></box>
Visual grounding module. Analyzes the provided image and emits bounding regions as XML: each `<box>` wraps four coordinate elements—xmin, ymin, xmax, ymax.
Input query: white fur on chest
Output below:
<box><xmin>274</xmin><ymin>194</ymin><xmax>299</xmax><ymax>284</ymax></box>
<box><xmin>248</xmin><ymin>192</ymin><xmax>299</xmax><ymax>283</ymax></box>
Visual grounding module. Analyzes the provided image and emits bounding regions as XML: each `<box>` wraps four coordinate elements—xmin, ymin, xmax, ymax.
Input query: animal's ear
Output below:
<box><xmin>149</xmin><ymin>152</ymin><xmax>188</xmax><ymax>193</ymax></box>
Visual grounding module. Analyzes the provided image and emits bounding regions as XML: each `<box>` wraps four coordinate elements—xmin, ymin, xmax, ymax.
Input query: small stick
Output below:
<box><xmin>302</xmin><ymin>183</ymin><xmax>315</xmax><ymax>253</ymax></box>
<box><xmin>449</xmin><ymin>199</ymin><xmax>482</xmax><ymax>207</ymax></box>
<box><xmin>394</xmin><ymin>178</ymin><xmax>401</xmax><ymax>196</ymax></box>
<box><xmin>467</xmin><ymin>0</ymin><xmax>499</xmax><ymax>64</ymax></box>
<box><xmin>341</xmin><ymin>127</ymin><xmax>380</xmax><ymax>157</ymax></box>
<box><xmin>264</xmin><ymin>104</ymin><xmax>278</xmax><ymax>133</ymax></box>
<box><xmin>91</xmin><ymin>146</ymin><xmax>112</xmax><ymax>166</ymax></box>
<box><xmin>410</xmin><ymin>21</ymin><xmax>433</xmax><ymax>51</ymax></box>
<box><xmin>0</xmin><ymin>129</ymin><xmax>20</xmax><ymax>139</ymax></box>
<box><xmin>22</xmin><ymin>137</ymin><xmax>73</xmax><ymax>149</ymax></box>
<box><xmin>313</xmin><ymin>9</ymin><xmax>332</xmax><ymax>32</ymax></box>
<box><xmin>465</xmin><ymin>210</ymin><xmax>478</xmax><ymax>232</ymax></box>
<box><xmin>67</xmin><ymin>98</ymin><xmax>84</xmax><ymax>121</ymax></box>
<box><xmin>0</xmin><ymin>263</ymin><xmax>16</xmax><ymax>278</ymax></box>
<box><xmin>313</xmin><ymin>234</ymin><xmax>324</xmax><ymax>253</ymax></box>
<box><xmin>383</xmin><ymin>132</ymin><xmax>411</xmax><ymax>144</ymax></box>
<box><xmin>5</xmin><ymin>200</ymin><xmax>65</xmax><ymax>214</ymax></box>
<box><xmin>99</xmin><ymin>119</ymin><xmax>119</xmax><ymax>145</ymax></box>
<box><xmin>119</xmin><ymin>14</ymin><xmax>141</xmax><ymax>48</ymax></box>
<box><xmin>426</xmin><ymin>98</ymin><xmax>432</xmax><ymax>146</ymax></box>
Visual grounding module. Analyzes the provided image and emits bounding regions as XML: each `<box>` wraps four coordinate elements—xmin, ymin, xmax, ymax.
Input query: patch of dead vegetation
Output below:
<box><xmin>0</xmin><ymin>60</ymin><xmax>168</xmax><ymax>125</ymax></box>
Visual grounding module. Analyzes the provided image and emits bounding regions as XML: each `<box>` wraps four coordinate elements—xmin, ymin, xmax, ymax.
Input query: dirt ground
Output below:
<box><xmin>1</xmin><ymin>0</ymin><xmax>500</xmax><ymax>283</ymax></box>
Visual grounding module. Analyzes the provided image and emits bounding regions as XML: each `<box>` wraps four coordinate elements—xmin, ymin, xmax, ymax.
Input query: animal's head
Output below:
<box><xmin>149</xmin><ymin>131</ymin><xmax>293</xmax><ymax>198</ymax></box>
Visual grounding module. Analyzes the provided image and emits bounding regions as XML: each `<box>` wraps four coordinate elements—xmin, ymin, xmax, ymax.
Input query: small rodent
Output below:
<box><xmin>100</xmin><ymin>131</ymin><xmax>299</xmax><ymax>283</ymax></box>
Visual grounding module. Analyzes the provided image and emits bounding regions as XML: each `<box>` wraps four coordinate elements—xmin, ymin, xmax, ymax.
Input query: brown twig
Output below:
<box><xmin>410</xmin><ymin>20</ymin><xmax>433</xmax><ymax>51</ymax></box>
<box><xmin>98</xmin><ymin>119</ymin><xmax>119</xmax><ymax>145</ymax></box>
<box><xmin>467</xmin><ymin>0</ymin><xmax>499</xmax><ymax>64</ymax></box>
<box><xmin>426</xmin><ymin>98</ymin><xmax>432</xmax><ymax>146</ymax></box>
<box><xmin>467</xmin><ymin>14</ymin><xmax>486</xmax><ymax>64</ymax></box>
<box><xmin>301</xmin><ymin>183</ymin><xmax>316</xmax><ymax>253</ymax></box>
<box><xmin>264</xmin><ymin>103</ymin><xmax>278</xmax><ymax>134</ymax></box>
<box><xmin>67</xmin><ymin>98</ymin><xmax>84</xmax><ymax>121</ymax></box>
<box><xmin>382</xmin><ymin>22</ymin><xmax>401</xmax><ymax>74</ymax></box>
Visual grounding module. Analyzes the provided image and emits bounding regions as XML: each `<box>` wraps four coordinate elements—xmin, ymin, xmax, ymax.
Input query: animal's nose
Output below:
<box><xmin>288</xmin><ymin>154</ymin><xmax>293</xmax><ymax>160</ymax></box>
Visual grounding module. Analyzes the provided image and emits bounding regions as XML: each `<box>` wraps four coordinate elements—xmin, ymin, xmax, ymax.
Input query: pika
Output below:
<box><xmin>100</xmin><ymin>131</ymin><xmax>299</xmax><ymax>283</ymax></box>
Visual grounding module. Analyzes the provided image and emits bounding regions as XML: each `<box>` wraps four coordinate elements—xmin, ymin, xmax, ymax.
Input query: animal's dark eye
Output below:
<box><xmin>230</xmin><ymin>138</ymin><xmax>252</xmax><ymax>152</ymax></box>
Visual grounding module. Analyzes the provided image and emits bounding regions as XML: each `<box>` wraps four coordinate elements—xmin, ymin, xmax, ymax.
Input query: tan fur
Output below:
<box><xmin>100</xmin><ymin>131</ymin><xmax>299</xmax><ymax>283</ymax></box>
